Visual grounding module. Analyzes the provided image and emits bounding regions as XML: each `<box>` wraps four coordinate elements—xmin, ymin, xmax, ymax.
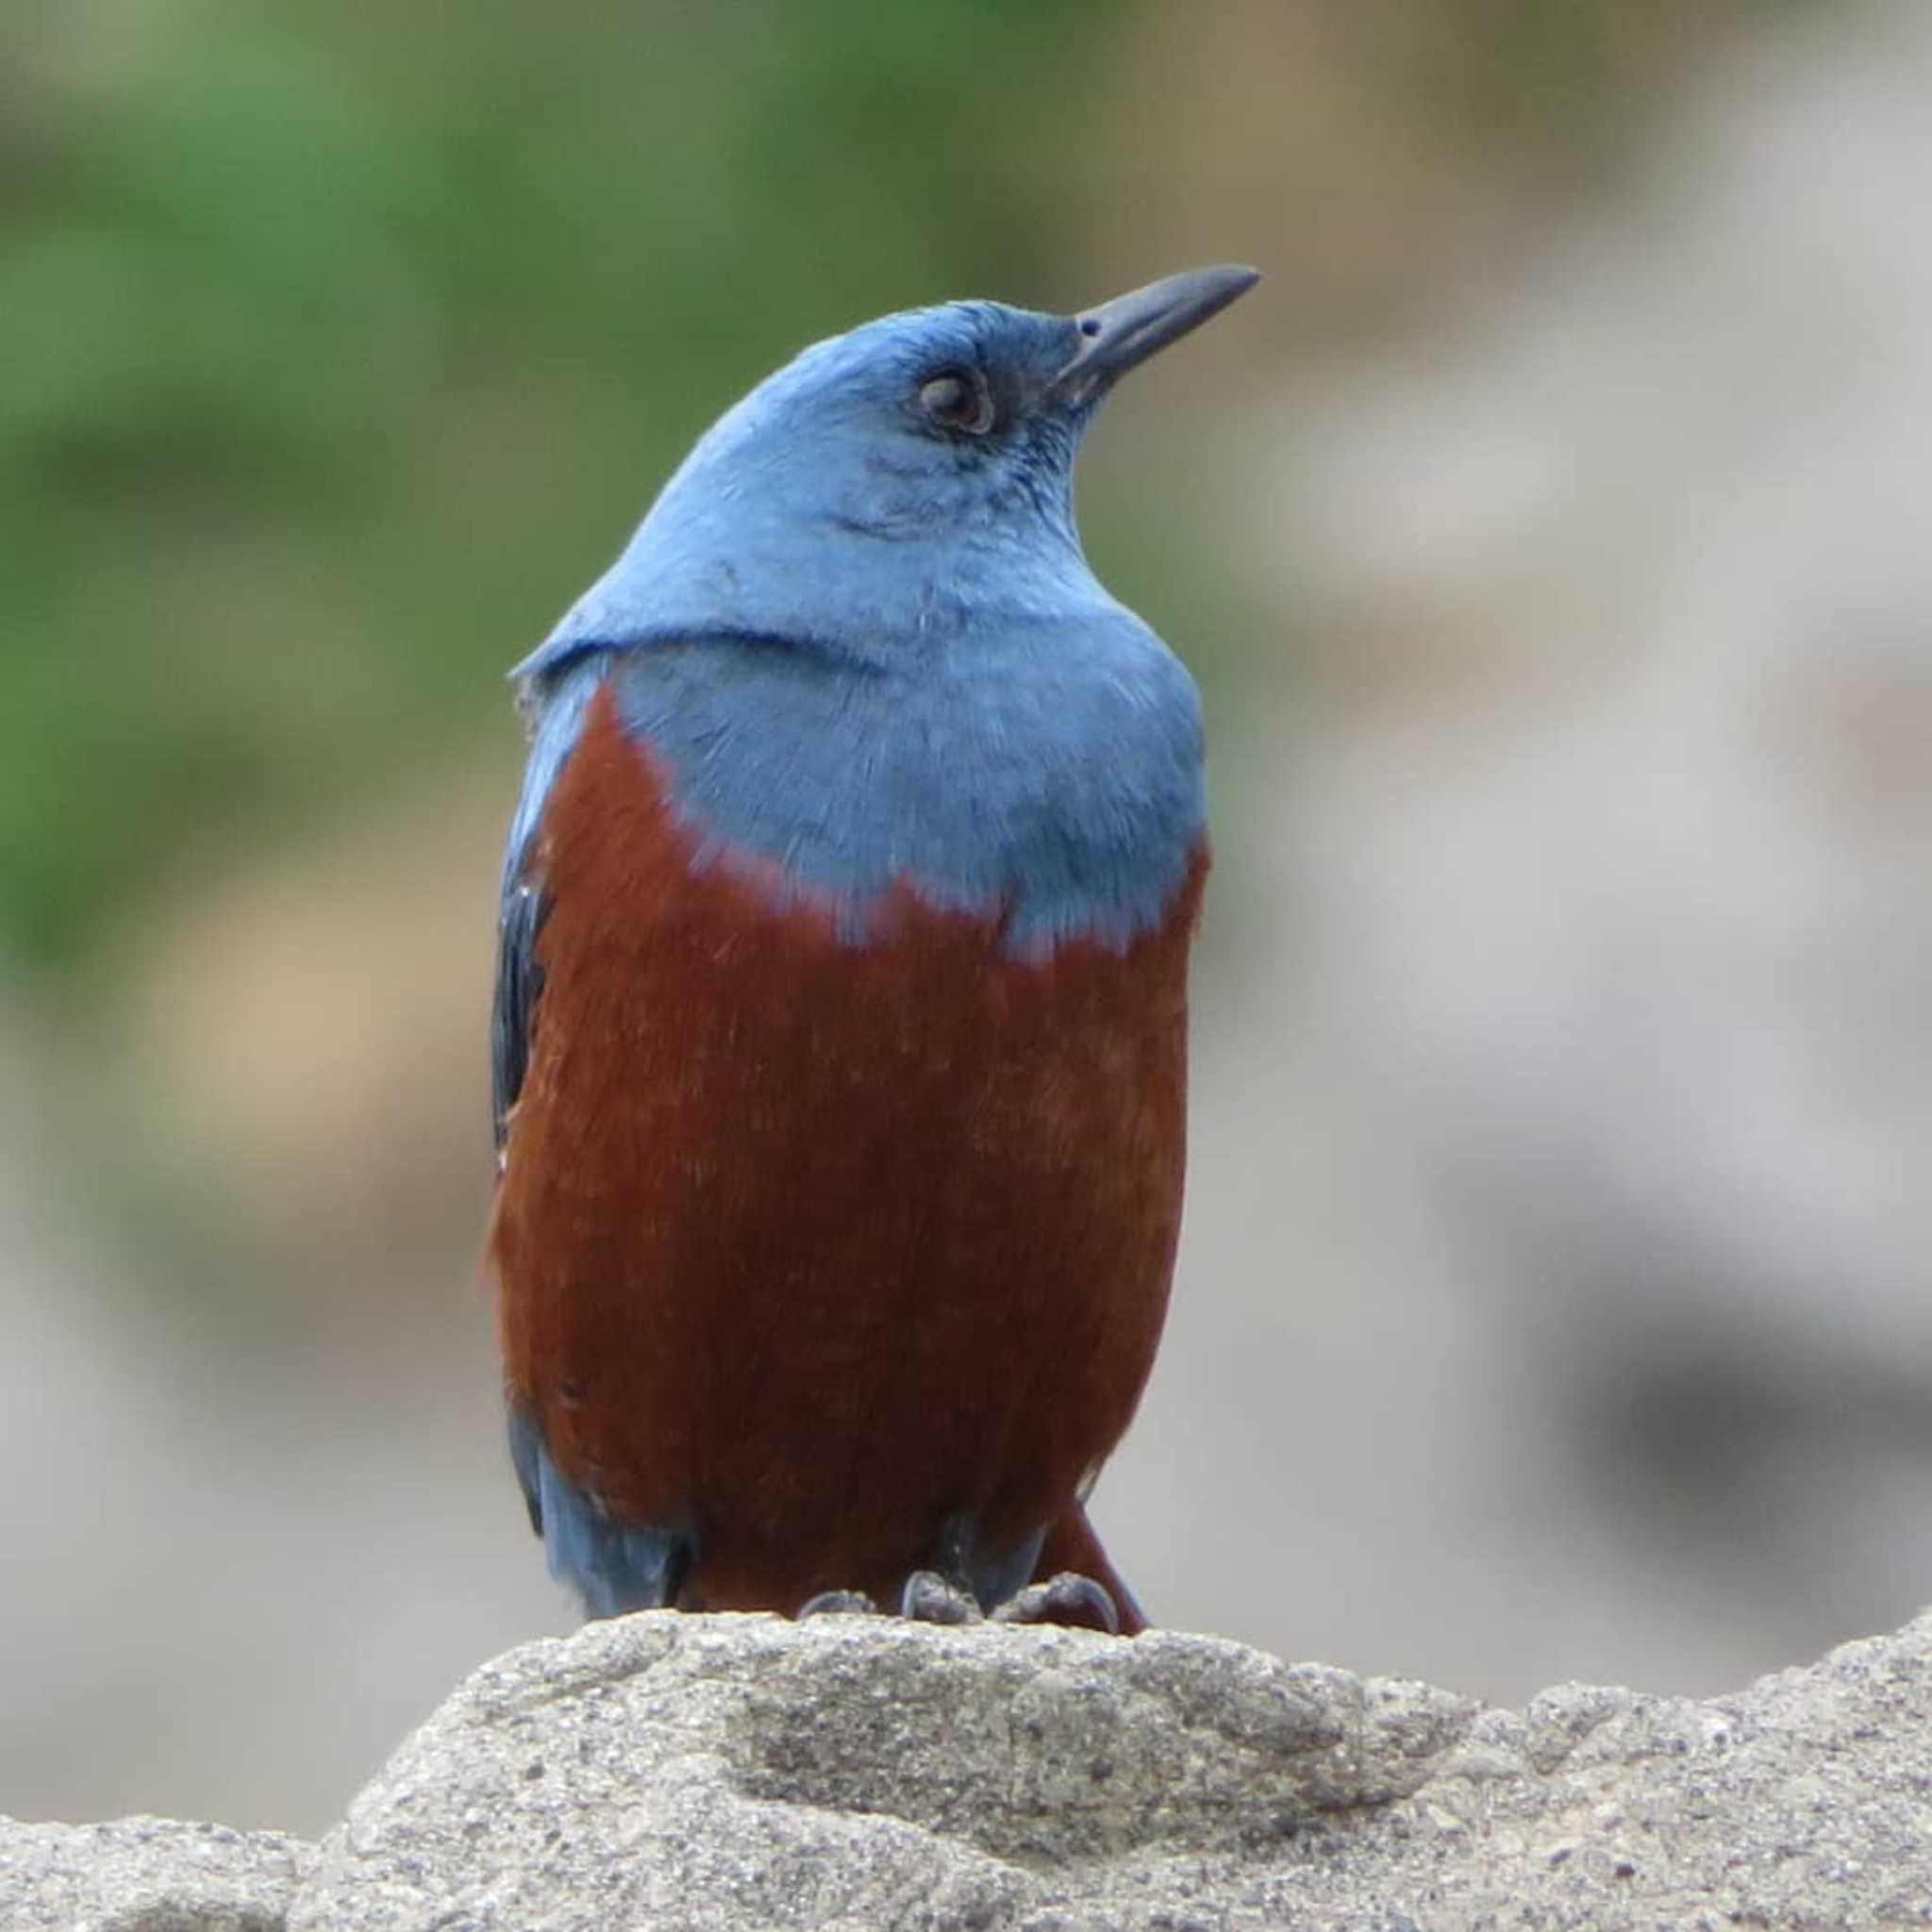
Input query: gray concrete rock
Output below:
<box><xmin>8</xmin><ymin>1612</ymin><xmax>1927</xmax><ymax>1929</ymax></box>
<box><xmin>0</xmin><ymin>1814</ymin><xmax>310</xmax><ymax>1930</ymax></box>
<box><xmin>283</xmin><ymin>1607</ymin><xmax>1930</xmax><ymax>1932</ymax></box>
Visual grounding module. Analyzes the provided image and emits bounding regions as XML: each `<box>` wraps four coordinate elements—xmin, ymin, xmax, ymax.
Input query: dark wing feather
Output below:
<box><xmin>491</xmin><ymin>658</ymin><xmax>606</xmax><ymax>1157</ymax></box>
<box><xmin>492</xmin><ymin>873</ymin><xmax>547</xmax><ymax>1152</ymax></box>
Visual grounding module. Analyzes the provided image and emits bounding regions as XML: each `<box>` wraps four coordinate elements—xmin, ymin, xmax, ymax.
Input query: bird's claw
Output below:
<box><xmin>797</xmin><ymin>1589</ymin><xmax>877</xmax><ymax>1619</ymax></box>
<box><xmin>991</xmin><ymin>1571</ymin><xmax>1121</xmax><ymax>1635</ymax></box>
<box><xmin>899</xmin><ymin>1569</ymin><xmax>983</xmax><ymax>1624</ymax></box>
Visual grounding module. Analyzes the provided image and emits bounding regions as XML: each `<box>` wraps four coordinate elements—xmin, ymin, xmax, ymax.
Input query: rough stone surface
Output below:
<box><xmin>0</xmin><ymin>1814</ymin><xmax>310</xmax><ymax>1930</ymax></box>
<box><xmin>9</xmin><ymin>1610</ymin><xmax>1929</xmax><ymax>1929</ymax></box>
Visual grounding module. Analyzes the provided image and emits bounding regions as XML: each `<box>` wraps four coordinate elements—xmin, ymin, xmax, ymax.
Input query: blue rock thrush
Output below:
<box><xmin>489</xmin><ymin>265</ymin><xmax>1257</xmax><ymax>1635</ymax></box>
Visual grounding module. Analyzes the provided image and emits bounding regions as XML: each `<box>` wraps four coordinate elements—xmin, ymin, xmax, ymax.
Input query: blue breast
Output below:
<box><xmin>514</xmin><ymin>617</ymin><xmax>1204</xmax><ymax>958</ymax></box>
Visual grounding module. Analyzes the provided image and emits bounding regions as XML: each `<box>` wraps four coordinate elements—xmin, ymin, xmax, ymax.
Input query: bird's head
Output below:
<box><xmin>523</xmin><ymin>265</ymin><xmax>1258</xmax><ymax>678</ymax></box>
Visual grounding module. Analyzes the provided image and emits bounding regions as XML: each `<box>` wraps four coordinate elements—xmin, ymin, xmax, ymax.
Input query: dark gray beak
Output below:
<box><xmin>1052</xmin><ymin>264</ymin><xmax>1260</xmax><ymax>406</ymax></box>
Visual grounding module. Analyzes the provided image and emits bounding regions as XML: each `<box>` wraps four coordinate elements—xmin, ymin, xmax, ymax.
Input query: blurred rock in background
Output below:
<box><xmin>4</xmin><ymin>0</ymin><xmax>1926</xmax><ymax>1837</ymax></box>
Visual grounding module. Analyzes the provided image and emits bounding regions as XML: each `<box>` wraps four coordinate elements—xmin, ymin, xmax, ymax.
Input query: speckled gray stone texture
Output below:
<box><xmin>287</xmin><ymin>1608</ymin><xmax>1929</xmax><ymax>1931</ymax></box>
<box><xmin>0</xmin><ymin>1814</ymin><xmax>310</xmax><ymax>1930</ymax></box>
<box><xmin>8</xmin><ymin>1611</ymin><xmax>1928</xmax><ymax>1929</ymax></box>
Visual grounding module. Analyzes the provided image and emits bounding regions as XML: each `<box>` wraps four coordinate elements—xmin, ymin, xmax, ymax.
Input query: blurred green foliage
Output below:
<box><xmin>1</xmin><ymin>0</ymin><xmax>1126</xmax><ymax>969</ymax></box>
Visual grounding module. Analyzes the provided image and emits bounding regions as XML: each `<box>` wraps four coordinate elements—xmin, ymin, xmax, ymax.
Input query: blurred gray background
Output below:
<box><xmin>4</xmin><ymin>0</ymin><xmax>1927</xmax><ymax>1837</ymax></box>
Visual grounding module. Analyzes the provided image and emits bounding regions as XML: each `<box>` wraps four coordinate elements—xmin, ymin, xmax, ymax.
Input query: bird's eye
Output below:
<box><xmin>916</xmin><ymin>368</ymin><xmax>995</xmax><ymax>435</ymax></box>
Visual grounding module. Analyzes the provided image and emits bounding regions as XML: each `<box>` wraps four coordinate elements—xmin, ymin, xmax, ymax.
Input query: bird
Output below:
<box><xmin>489</xmin><ymin>264</ymin><xmax>1257</xmax><ymax>1636</ymax></box>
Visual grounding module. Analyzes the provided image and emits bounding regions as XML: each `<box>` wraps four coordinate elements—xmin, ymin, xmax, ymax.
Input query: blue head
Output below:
<box><xmin>521</xmin><ymin>266</ymin><xmax>1259</xmax><ymax>675</ymax></box>
<box><xmin>508</xmin><ymin>266</ymin><xmax>1257</xmax><ymax>954</ymax></box>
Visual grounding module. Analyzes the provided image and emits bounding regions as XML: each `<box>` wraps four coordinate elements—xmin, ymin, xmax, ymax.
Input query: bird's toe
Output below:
<box><xmin>796</xmin><ymin>1589</ymin><xmax>877</xmax><ymax>1619</ymax></box>
<box><xmin>898</xmin><ymin>1570</ymin><xmax>983</xmax><ymax>1624</ymax></box>
<box><xmin>991</xmin><ymin>1571</ymin><xmax>1122</xmax><ymax>1635</ymax></box>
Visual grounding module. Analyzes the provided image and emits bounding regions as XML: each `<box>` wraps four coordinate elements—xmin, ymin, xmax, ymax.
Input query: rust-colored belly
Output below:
<box><xmin>491</xmin><ymin>685</ymin><xmax>1202</xmax><ymax>1609</ymax></box>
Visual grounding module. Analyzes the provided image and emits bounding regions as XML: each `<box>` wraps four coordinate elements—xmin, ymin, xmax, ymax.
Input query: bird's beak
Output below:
<box><xmin>1051</xmin><ymin>264</ymin><xmax>1260</xmax><ymax>407</ymax></box>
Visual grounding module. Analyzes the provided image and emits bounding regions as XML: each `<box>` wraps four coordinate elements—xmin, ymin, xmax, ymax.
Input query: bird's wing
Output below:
<box><xmin>492</xmin><ymin>658</ymin><xmax>607</xmax><ymax>1156</ymax></box>
<box><xmin>492</xmin><ymin>657</ymin><xmax>700</xmax><ymax>1614</ymax></box>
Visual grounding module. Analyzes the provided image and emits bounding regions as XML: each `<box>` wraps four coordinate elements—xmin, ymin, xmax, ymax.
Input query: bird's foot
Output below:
<box><xmin>796</xmin><ymin>1589</ymin><xmax>876</xmax><ymax>1619</ymax></box>
<box><xmin>898</xmin><ymin>1570</ymin><xmax>984</xmax><ymax>1624</ymax></box>
<box><xmin>991</xmin><ymin>1571</ymin><xmax>1121</xmax><ymax>1635</ymax></box>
